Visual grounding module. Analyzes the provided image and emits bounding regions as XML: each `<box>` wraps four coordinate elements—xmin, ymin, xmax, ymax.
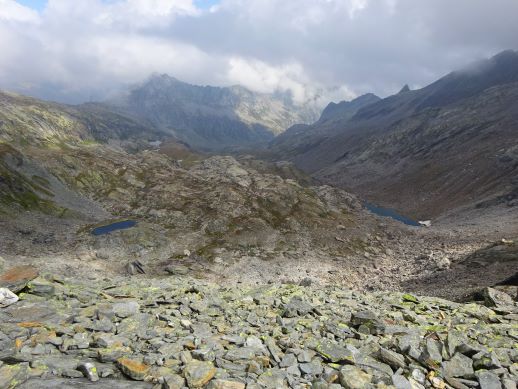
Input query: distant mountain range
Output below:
<box><xmin>2</xmin><ymin>51</ymin><xmax>517</xmax><ymax>219</ymax></box>
<box><xmin>96</xmin><ymin>74</ymin><xmax>320</xmax><ymax>150</ymax></box>
<box><xmin>270</xmin><ymin>50</ymin><xmax>518</xmax><ymax>218</ymax></box>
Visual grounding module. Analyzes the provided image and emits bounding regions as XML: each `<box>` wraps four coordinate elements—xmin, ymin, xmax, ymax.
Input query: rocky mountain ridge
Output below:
<box><xmin>103</xmin><ymin>75</ymin><xmax>320</xmax><ymax>151</ymax></box>
<box><xmin>269</xmin><ymin>50</ymin><xmax>518</xmax><ymax>220</ymax></box>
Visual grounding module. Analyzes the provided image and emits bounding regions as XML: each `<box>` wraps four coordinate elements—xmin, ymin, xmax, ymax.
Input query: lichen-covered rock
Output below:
<box><xmin>0</xmin><ymin>275</ymin><xmax>515</xmax><ymax>388</ymax></box>
<box><xmin>116</xmin><ymin>358</ymin><xmax>150</xmax><ymax>381</ymax></box>
<box><xmin>183</xmin><ymin>360</ymin><xmax>216</xmax><ymax>388</ymax></box>
<box><xmin>339</xmin><ymin>365</ymin><xmax>372</xmax><ymax>389</ymax></box>
<box><xmin>0</xmin><ymin>265</ymin><xmax>38</xmax><ymax>293</ymax></box>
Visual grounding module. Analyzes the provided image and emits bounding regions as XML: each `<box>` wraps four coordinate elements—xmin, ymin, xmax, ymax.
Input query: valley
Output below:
<box><xmin>0</xmin><ymin>52</ymin><xmax>517</xmax><ymax>388</ymax></box>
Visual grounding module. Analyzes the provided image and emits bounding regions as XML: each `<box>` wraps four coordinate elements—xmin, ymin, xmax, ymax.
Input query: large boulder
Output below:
<box><xmin>0</xmin><ymin>265</ymin><xmax>39</xmax><ymax>293</ymax></box>
<box><xmin>482</xmin><ymin>287</ymin><xmax>514</xmax><ymax>307</ymax></box>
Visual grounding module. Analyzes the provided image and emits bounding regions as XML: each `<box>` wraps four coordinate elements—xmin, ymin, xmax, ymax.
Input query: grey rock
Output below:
<box><xmin>279</xmin><ymin>353</ymin><xmax>297</xmax><ymax>368</ymax></box>
<box><xmin>339</xmin><ymin>365</ymin><xmax>372</xmax><ymax>389</ymax></box>
<box><xmin>299</xmin><ymin>359</ymin><xmax>323</xmax><ymax>376</ymax></box>
<box><xmin>112</xmin><ymin>301</ymin><xmax>140</xmax><ymax>318</ymax></box>
<box><xmin>315</xmin><ymin>340</ymin><xmax>354</xmax><ymax>363</ymax></box>
<box><xmin>483</xmin><ymin>287</ymin><xmax>514</xmax><ymax>307</ymax></box>
<box><xmin>476</xmin><ymin>370</ymin><xmax>503</xmax><ymax>389</ymax></box>
<box><xmin>28</xmin><ymin>281</ymin><xmax>55</xmax><ymax>297</ymax></box>
<box><xmin>165</xmin><ymin>265</ymin><xmax>189</xmax><ymax>276</ymax></box>
<box><xmin>257</xmin><ymin>369</ymin><xmax>287</xmax><ymax>388</ymax></box>
<box><xmin>473</xmin><ymin>352</ymin><xmax>502</xmax><ymax>370</ymax></box>
<box><xmin>442</xmin><ymin>353</ymin><xmax>475</xmax><ymax>379</ymax></box>
<box><xmin>282</xmin><ymin>297</ymin><xmax>313</xmax><ymax>317</ymax></box>
<box><xmin>224</xmin><ymin>347</ymin><xmax>256</xmax><ymax>361</ymax></box>
<box><xmin>379</xmin><ymin>348</ymin><xmax>406</xmax><ymax>369</ymax></box>
<box><xmin>392</xmin><ymin>375</ymin><xmax>412</xmax><ymax>389</ymax></box>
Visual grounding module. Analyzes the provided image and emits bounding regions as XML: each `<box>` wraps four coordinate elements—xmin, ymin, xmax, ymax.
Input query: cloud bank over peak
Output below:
<box><xmin>0</xmin><ymin>0</ymin><xmax>517</xmax><ymax>105</ymax></box>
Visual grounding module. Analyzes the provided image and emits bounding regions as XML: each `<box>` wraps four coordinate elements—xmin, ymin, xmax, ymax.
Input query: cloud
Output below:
<box><xmin>0</xmin><ymin>0</ymin><xmax>517</xmax><ymax>104</ymax></box>
<box><xmin>0</xmin><ymin>0</ymin><xmax>39</xmax><ymax>22</ymax></box>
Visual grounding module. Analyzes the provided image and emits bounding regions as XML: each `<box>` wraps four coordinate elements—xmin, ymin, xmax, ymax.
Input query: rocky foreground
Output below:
<box><xmin>0</xmin><ymin>267</ymin><xmax>517</xmax><ymax>388</ymax></box>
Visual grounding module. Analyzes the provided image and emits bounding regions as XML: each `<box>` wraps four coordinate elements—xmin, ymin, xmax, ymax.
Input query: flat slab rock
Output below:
<box><xmin>0</xmin><ymin>266</ymin><xmax>39</xmax><ymax>293</ymax></box>
<box><xmin>0</xmin><ymin>275</ymin><xmax>516</xmax><ymax>388</ymax></box>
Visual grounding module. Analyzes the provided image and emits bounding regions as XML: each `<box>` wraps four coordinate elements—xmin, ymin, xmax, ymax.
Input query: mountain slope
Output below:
<box><xmin>270</xmin><ymin>50</ymin><xmax>518</xmax><ymax>219</ymax></box>
<box><xmin>105</xmin><ymin>75</ymin><xmax>320</xmax><ymax>151</ymax></box>
<box><xmin>270</xmin><ymin>93</ymin><xmax>381</xmax><ymax>158</ymax></box>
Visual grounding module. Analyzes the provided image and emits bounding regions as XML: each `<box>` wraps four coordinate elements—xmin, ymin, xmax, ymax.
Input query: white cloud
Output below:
<box><xmin>0</xmin><ymin>0</ymin><xmax>517</xmax><ymax>104</ymax></box>
<box><xmin>0</xmin><ymin>0</ymin><xmax>39</xmax><ymax>22</ymax></box>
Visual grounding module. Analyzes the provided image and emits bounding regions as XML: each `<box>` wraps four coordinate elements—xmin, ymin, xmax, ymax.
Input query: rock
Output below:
<box><xmin>282</xmin><ymin>297</ymin><xmax>313</xmax><ymax>317</ymax></box>
<box><xmin>445</xmin><ymin>377</ymin><xmax>470</xmax><ymax>389</ymax></box>
<box><xmin>208</xmin><ymin>379</ymin><xmax>246</xmax><ymax>389</ymax></box>
<box><xmin>245</xmin><ymin>335</ymin><xmax>263</xmax><ymax>349</ymax></box>
<box><xmin>402</xmin><ymin>293</ymin><xmax>419</xmax><ymax>303</ymax></box>
<box><xmin>315</xmin><ymin>340</ymin><xmax>354</xmax><ymax>363</ymax></box>
<box><xmin>126</xmin><ymin>261</ymin><xmax>145</xmax><ymax>275</ymax></box>
<box><xmin>116</xmin><ymin>358</ymin><xmax>150</xmax><ymax>381</ymax></box>
<box><xmin>0</xmin><ymin>265</ymin><xmax>39</xmax><ymax>293</ymax></box>
<box><xmin>379</xmin><ymin>348</ymin><xmax>406</xmax><ymax>369</ymax></box>
<box><xmin>165</xmin><ymin>265</ymin><xmax>189</xmax><ymax>276</ymax></box>
<box><xmin>0</xmin><ymin>288</ymin><xmax>18</xmax><ymax>308</ymax></box>
<box><xmin>224</xmin><ymin>347</ymin><xmax>256</xmax><ymax>361</ymax></box>
<box><xmin>392</xmin><ymin>375</ymin><xmax>412</xmax><ymax>389</ymax></box>
<box><xmin>441</xmin><ymin>353</ymin><xmax>474</xmax><ymax>379</ymax></box>
<box><xmin>61</xmin><ymin>369</ymin><xmax>84</xmax><ymax>378</ymax></box>
<box><xmin>472</xmin><ymin>352</ymin><xmax>501</xmax><ymax>370</ymax></box>
<box><xmin>0</xmin><ymin>256</ymin><xmax>5</xmax><ymax>273</ymax></box>
<box><xmin>113</xmin><ymin>301</ymin><xmax>140</xmax><ymax>318</ymax></box>
<box><xmin>502</xmin><ymin>378</ymin><xmax>516</xmax><ymax>389</ymax></box>
<box><xmin>436</xmin><ymin>257</ymin><xmax>451</xmax><ymax>270</ymax></box>
<box><xmin>418</xmin><ymin>220</ymin><xmax>432</xmax><ymax>227</ymax></box>
<box><xmin>483</xmin><ymin>287</ymin><xmax>514</xmax><ymax>307</ymax></box>
<box><xmin>279</xmin><ymin>353</ymin><xmax>297</xmax><ymax>368</ymax></box>
<box><xmin>476</xmin><ymin>371</ymin><xmax>502</xmax><ymax>389</ymax></box>
<box><xmin>77</xmin><ymin>362</ymin><xmax>99</xmax><ymax>382</ymax></box>
<box><xmin>183</xmin><ymin>360</ymin><xmax>216</xmax><ymax>388</ymax></box>
<box><xmin>351</xmin><ymin>310</ymin><xmax>379</xmax><ymax>326</ymax></box>
<box><xmin>257</xmin><ymin>369</ymin><xmax>287</xmax><ymax>388</ymax></box>
<box><xmin>27</xmin><ymin>280</ymin><xmax>55</xmax><ymax>297</ymax></box>
<box><xmin>431</xmin><ymin>377</ymin><xmax>447</xmax><ymax>389</ymax></box>
<box><xmin>299</xmin><ymin>359</ymin><xmax>323</xmax><ymax>376</ymax></box>
<box><xmin>339</xmin><ymin>365</ymin><xmax>372</xmax><ymax>389</ymax></box>
<box><xmin>163</xmin><ymin>373</ymin><xmax>185</xmax><ymax>389</ymax></box>
<box><xmin>0</xmin><ymin>363</ymin><xmax>29</xmax><ymax>388</ymax></box>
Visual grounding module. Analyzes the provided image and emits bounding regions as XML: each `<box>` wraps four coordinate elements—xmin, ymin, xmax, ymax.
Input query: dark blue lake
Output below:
<box><xmin>91</xmin><ymin>220</ymin><xmax>137</xmax><ymax>235</ymax></box>
<box><xmin>364</xmin><ymin>203</ymin><xmax>420</xmax><ymax>227</ymax></box>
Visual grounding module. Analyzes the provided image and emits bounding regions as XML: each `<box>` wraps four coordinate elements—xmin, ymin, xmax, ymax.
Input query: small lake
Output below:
<box><xmin>91</xmin><ymin>220</ymin><xmax>137</xmax><ymax>236</ymax></box>
<box><xmin>364</xmin><ymin>203</ymin><xmax>421</xmax><ymax>227</ymax></box>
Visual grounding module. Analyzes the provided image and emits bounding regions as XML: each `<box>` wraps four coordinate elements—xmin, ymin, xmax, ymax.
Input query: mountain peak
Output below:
<box><xmin>398</xmin><ymin>84</ymin><xmax>410</xmax><ymax>94</ymax></box>
<box><xmin>318</xmin><ymin>93</ymin><xmax>380</xmax><ymax>123</ymax></box>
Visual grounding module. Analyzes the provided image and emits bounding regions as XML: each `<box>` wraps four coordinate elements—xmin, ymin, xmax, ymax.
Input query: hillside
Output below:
<box><xmin>269</xmin><ymin>50</ymin><xmax>518</xmax><ymax>220</ymax></box>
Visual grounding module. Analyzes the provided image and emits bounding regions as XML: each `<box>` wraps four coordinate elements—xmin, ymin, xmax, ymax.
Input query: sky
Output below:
<box><xmin>0</xmin><ymin>0</ymin><xmax>517</xmax><ymax>105</ymax></box>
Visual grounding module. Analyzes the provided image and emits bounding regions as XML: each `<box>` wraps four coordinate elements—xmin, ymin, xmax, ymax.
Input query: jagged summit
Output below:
<box><xmin>318</xmin><ymin>93</ymin><xmax>381</xmax><ymax>123</ymax></box>
<box><xmin>104</xmin><ymin>74</ymin><xmax>320</xmax><ymax>150</ymax></box>
<box><xmin>398</xmin><ymin>84</ymin><xmax>410</xmax><ymax>94</ymax></box>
